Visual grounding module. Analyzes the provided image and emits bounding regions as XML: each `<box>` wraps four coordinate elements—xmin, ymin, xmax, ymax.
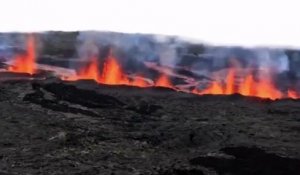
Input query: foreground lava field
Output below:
<box><xmin>0</xmin><ymin>72</ymin><xmax>300</xmax><ymax>175</ymax></box>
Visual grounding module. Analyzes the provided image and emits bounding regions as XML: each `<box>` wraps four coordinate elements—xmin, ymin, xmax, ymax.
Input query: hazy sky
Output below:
<box><xmin>0</xmin><ymin>0</ymin><xmax>299</xmax><ymax>47</ymax></box>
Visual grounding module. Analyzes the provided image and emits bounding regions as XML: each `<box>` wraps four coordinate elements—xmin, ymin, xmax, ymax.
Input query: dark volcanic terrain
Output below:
<box><xmin>0</xmin><ymin>76</ymin><xmax>300</xmax><ymax>175</ymax></box>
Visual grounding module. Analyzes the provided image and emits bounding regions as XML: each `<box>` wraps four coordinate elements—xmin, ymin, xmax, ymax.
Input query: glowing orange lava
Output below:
<box><xmin>74</xmin><ymin>58</ymin><xmax>297</xmax><ymax>100</ymax></box>
<box><xmin>100</xmin><ymin>55</ymin><xmax>129</xmax><ymax>85</ymax></box>
<box><xmin>224</xmin><ymin>69</ymin><xmax>235</xmax><ymax>95</ymax></box>
<box><xmin>197</xmin><ymin>68</ymin><xmax>286</xmax><ymax>99</ymax></box>
<box><xmin>75</xmin><ymin>54</ymin><xmax>148</xmax><ymax>87</ymax></box>
<box><xmin>5</xmin><ymin>36</ymin><xmax>299</xmax><ymax>100</ymax></box>
<box><xmin>200</xmin><ymin>81</ymin><xmax>223</xmax><ymax>95</ymax></box>
<box><xmin>287</xmin><ymin>89</ymin><xmax>299</xmax><ymax>99</ymax></box>
<box><xmin>239</xmin><ymin>74</ymin><xmax>255</xmax><ymax>96</ymax></box>
<box><xmin>130</xmin><ymin>75</ymin><xmax>148</xmax><ymax>87</ymax></box>
<box><xmin>255</xmin><ymin>79</ymin><xmax>282</xmax><ymax>100</ymax></box>
<box><xmin>77</xmin><ymin>57</ymin><xmax>100</xmax><ymax>83</ymax></box>
<box><xmin>8</xmin><ymin>35</ymin><xmax>36</xmax><ymax>74</ymax></box>
<box><xmin>155</xmin><ymin>74</ymin><xmax>173</xmax><ymax>88</ymax></box>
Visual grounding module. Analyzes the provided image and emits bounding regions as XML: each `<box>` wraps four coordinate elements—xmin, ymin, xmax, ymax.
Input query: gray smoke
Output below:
<box><xmin>255</xmin><ymin>48</ymin><xmax>289</xmax><ymax>73</ymax></box>
<box><xmin>0</xmin><ymin>33</ymin><xmax>26</xmax><ymax>61</ymax></box>
<box><xmin>201</xmin><ymin>47</ymin><xmax>289</xmax><ymax>72</ymax></box>
<box><xmin>74</xmin><ymin>31</ymin><xmax>299</xmax><ymax>90</ymax></box>
<box><xmin>76</xmin><ymin>31</ymin><xmax>185</xmax><ymax>67</ymax></box>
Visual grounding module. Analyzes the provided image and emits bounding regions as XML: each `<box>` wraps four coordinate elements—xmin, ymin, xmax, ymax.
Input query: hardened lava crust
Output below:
<box><xmin>0</xmin><ymin>76</ymin><xmax>300</xmax><ymax>175</ymax></box>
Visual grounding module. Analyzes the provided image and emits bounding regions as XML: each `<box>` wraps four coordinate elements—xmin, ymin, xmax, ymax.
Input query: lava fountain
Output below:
<box><xmin>194</xmin><ymin>68</ymin><xmax>297</xmax><ymax>100</ymax></box>
<box><xmin>155</xmin><ymin>74</ymin><xmax>173</xmax><ymax>88</ymax></box>
<box><xmin>73</xmin><ymin>54</ymin><xmax>149</xmax><ymax>87</ymax></box>
<box><xmin>100</xmin><ymin>54</ymin><xmax>129</xmax><ymax>85</ymax></box>
<box><xmin>8</xmin><ymin>35</ymin><xmax>36</xmax><ymax>74</ymax></box>
<box><xmin>77</xmin><ymin>57</ymin><xmax>100</xmax><ymax>83</ymax></box>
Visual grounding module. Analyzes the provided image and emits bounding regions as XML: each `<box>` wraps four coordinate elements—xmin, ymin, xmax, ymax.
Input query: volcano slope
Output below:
<box><xmin>0</xmin><ymin>77</ymin><xmax>299</xmax><ymax>175</ymax></box>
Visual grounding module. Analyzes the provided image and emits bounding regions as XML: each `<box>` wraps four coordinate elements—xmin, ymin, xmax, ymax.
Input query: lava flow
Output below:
<box><xmin>8</xmin><ymin>35</ymin><xmax>36</xmax><ymax>74</ymax></box>
<box><xmin>130</xmin><ymin>75</ymin><xmax>149</xmax><ymax>87</ymax></box>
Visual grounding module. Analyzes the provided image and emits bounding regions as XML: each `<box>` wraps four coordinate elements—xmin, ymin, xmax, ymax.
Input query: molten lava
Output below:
<box><xmin>74</xmin><ymin>54</ymin><xmax>150</xmax><ymax>87</ymax></box>
<box><xmin>255</xmin><ymin>79</ymin><xmax>282</xmax><ymax>100</ymax></box>
<box><xmin>239</xmin><ymin>74</ymin><xmax>255</xmax><ymax>96</ymax></box>
<box><xmin>8</xmin><ymin>35</ymin><xmax>36</xmax><ymax>74</ymax></box>
<box><xmin>200</xmin><ymin>81</ymin><xmax>223</xmax><ymax>95</ymax></box>
<box><xmin>77</xmin><ymin>57</ymin><xmax>100</xmax><ymax>83</ymax></box>
<box><xmin>197</xmin><ymin>69</ymin><xmax>284</xmax><ymax>100</ymax></box>
<box><xmin>155</xmin><ymin>74</ymin><xmax>173</xmax><ymax>88</ymax></box>
<box><xmin>100</xmin><ymin>55</ymin><xmax>129</xmax><ymax>85</ymax></box>
<box><xmin>6</xmin><ymin>37</ymin><xmax>298</xmax><ymax>100</ymax></box>
<box><xmin>73</xmin><ymin>57</ymin><xmax>296</xmax><ymax>100</ymax></box>
<box><xmin>224</xmin><ymin>69</ymin><xmax>235</xmax><ymax>95</ymax></box>
<box><xmin>287</xmin><ymin>89</ymin><xmax>299</xmax><ymax>99</ymax></box>
<box><xmin>130</xmin><ymin>75</ymin><xmax>149</xmax><ymax>87</ymax></box>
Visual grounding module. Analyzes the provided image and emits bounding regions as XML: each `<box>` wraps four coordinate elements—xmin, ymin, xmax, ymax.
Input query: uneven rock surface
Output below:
<box><xmin>0</xmin><ymin>78</ymin><xmax>299</xmax><ymax>175</ymax></box>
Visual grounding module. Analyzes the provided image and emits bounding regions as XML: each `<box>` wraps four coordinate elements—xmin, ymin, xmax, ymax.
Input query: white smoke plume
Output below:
<box><xmin>76</xmin><ymin>31</ymin><xmax>184</xmax><ymax>67</ymax></box>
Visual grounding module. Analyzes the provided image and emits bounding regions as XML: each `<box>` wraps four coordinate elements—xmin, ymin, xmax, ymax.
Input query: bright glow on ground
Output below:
<box><xmin>0</xmin><ymin>0</ymin><xmax>299</xmax><ymax>47</ymax></box>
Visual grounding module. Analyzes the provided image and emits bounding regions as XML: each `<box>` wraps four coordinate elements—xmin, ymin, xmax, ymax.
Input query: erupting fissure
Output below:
<box><xmin>193</xmin><ymin>69</ymin><xmax>298</xmax><ymax>100</ymax></box>
<box><xmin>5</xmin><ymin>36</ymin><xmax>300</xmax><ymax>100</ymax></box>
<box><xmin>77</xmin><ymin>57</ymin><xmax>100</xmax><ymax>82</ymax></box>
<box><xmin>100</xmin><ymin>55</ymin><xmax>129</xmax><ymax>85</ymax></box>
<box><xmin>71</xmin><ymin>53</ymin><xmax>152</xmax><ymax>88</ymax></box>
<box><xmin>155</xmin><ymin>74</ymin><xmax>173</xmax><ymax>88</ymax></box>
